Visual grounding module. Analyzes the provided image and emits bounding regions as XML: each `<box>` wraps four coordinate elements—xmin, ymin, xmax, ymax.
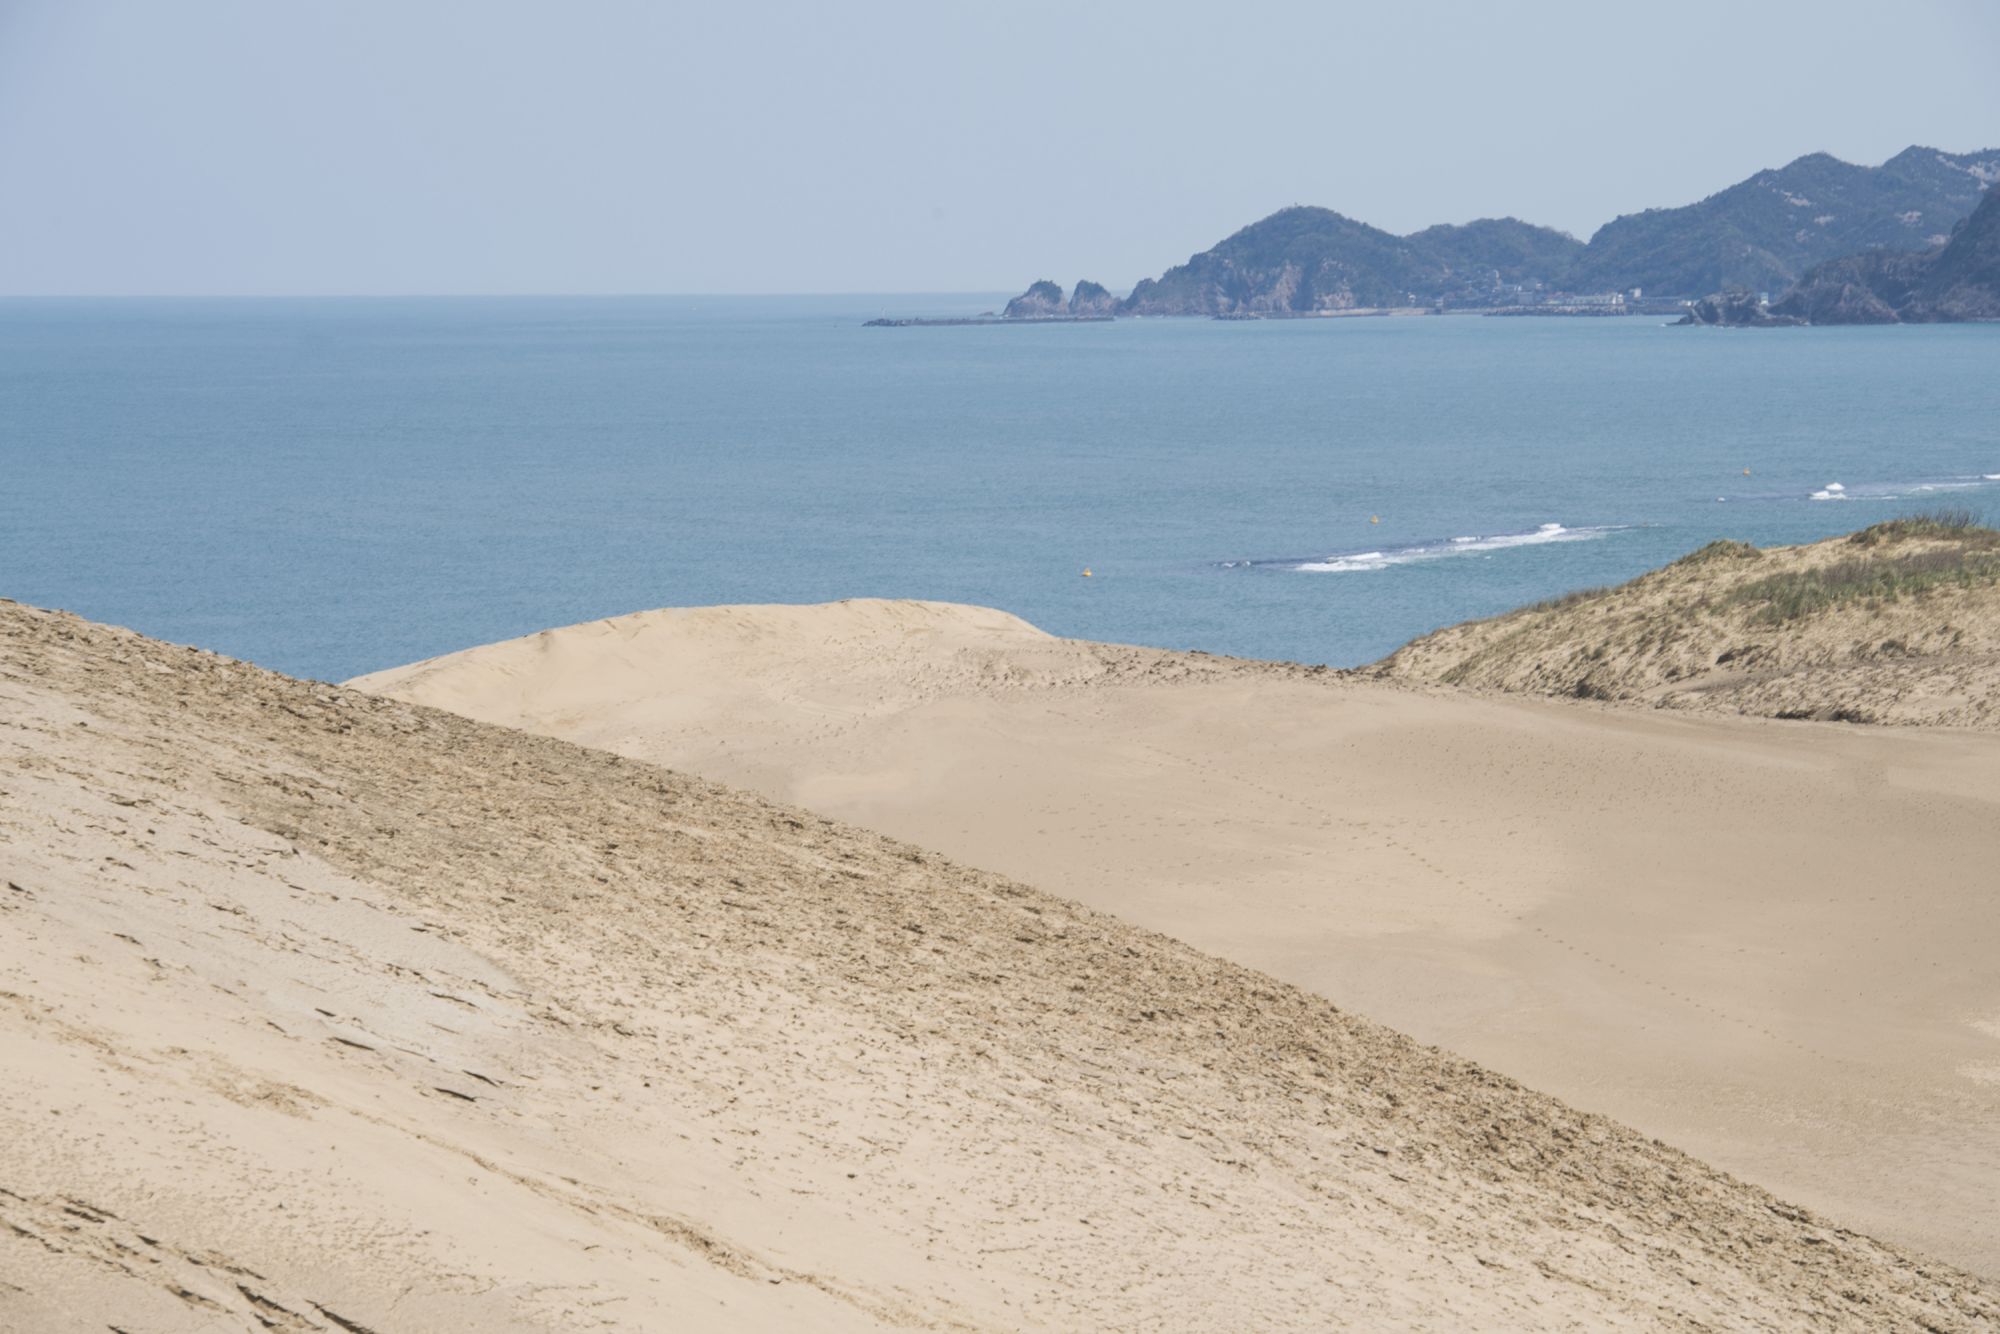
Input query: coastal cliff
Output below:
<box><xmin>1770</xmin><ymin>187</ymin><xmax>2000</xmax><ymax>324</ymax></box>
<box><xmin>1002</xmin><ymin>279</ymin><xmax>1120</xmax><ymax>319</ymax></box>
<box><xmin>1002</xmin><ymin>279</ymin><xmax>1067</xmax><ymax>318</ymax></box>
<box><xmin>1067</xmin><ymin>279</ymin><xmax>1119</xmax><ymax>317</ymax></box>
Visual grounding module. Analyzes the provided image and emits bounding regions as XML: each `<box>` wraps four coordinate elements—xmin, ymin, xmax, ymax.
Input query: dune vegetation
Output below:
<box><xmin>1374</xmin><ymin>511</ymin><xmax>2000</xmax><ymax>727</ymax></box>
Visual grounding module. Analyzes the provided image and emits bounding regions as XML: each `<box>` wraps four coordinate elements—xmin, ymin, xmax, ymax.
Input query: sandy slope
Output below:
<box><xmin>356</xmin><ymin>597</ymin><xmax>2000</xmax><ymax>1282</ymax></box>
<box><xmin>1373</xmin><ymin>524</ymin><xmax>2000</xmax><ymax>727</ymax></box>
<box><xmin>6</xmin><ymin>605</ymin><xmax>1998</xmax><ymax>1330</ymax></box>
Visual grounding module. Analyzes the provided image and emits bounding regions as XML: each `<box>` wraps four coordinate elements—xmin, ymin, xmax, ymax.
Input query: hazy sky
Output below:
<box><xmin>3</xmin><ymin>0</ymin><xmax>1996</xmax><ymax>295</ymax></box>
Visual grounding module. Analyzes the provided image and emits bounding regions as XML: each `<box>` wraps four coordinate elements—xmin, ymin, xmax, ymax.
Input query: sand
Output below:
<box><xmin>356</xmin><ymin>597</ymin><xmax>2000</xmax><ymax>1280</ymax></box>
<box><xmin>1375</xmin><ymin>524</ymin><xmax>2000</xmax><ymax>727</ymax></box>
<box><xmin>8</xmin><ymin>597</ymin><xmax>1999</xmax><ymax>1329</ymax></box>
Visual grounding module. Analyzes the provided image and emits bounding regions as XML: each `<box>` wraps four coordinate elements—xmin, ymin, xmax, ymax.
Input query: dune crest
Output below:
<box><xmin>353</xmin><ymin>597</ymin><xmax>1256</xmax><ymax>742</ymax></box>
<box><xmin>355</xmin><ymin>583</ymin><xmax>2000</xmax><ymax>1279</ymax></box>
<box><xmin>1373</xmin><ymin>518</ymin><xmax>2000</xmax><ymax>727</ymax></box>
<box><xmin>9</xmin><ymin>596</ymin><xmax>1998</xmax><ymax>1328</ymax></box>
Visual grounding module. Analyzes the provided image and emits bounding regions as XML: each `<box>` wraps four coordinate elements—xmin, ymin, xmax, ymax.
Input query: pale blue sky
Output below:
<box><xmin>2</xmin><ymin>0</ymin><xmax>1995</xmax><ymax>295</ymax></box>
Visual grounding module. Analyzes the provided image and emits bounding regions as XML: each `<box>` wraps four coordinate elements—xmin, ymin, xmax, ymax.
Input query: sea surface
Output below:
<box><xmin>4</xmin><ymin>295</ymin><xmax>1998</xmax><ymax>682</ymax></box>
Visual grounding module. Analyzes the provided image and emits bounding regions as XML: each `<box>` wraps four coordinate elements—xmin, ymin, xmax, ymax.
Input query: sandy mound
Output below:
<box><xmin>8</xmin><ymin>598</ymin><xmax>1996</xmax><ymax>1329</ymax></box>
<box><xmin>1372</xmin><ymin>518</ymin><xmax>2000</xmax><ymax>727</ymax></box>
<box><xmin>352</xmin><ymin>598</ymin><xmax>1263</xmax><ymax>753</ymax></box>
<box><xmin>355</xmin><ymin>594</ymin><xmax>2000</xmax><ymax>1281</ymax></box>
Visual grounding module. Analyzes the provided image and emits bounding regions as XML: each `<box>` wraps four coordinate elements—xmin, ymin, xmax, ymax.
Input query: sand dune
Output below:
<box><xmin>356</xmin><ymin>596</ymin><xmax>2000</xmax><ymax>1281</ymax></box>
<box><xmin>7</xmin><ymin>599</ymin><xmax>1998</xmax><ymax>1329</ymax></box>
<box><xmin>1375</xmin><ymin>520</ymin><xmax>2000</xmax><ymax>727</ymax></box>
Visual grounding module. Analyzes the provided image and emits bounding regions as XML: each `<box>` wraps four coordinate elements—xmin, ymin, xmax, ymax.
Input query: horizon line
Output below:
<box><xmin>0</xmin><ymin>289</ymin><xmax>1030</xmax><ymax>301</ymax></box>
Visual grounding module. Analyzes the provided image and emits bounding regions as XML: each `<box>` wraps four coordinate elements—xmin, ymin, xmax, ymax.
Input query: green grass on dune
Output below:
<box><xmin>1728</xmin><ymin>511</ymin><xmax>2000</xmax><ymax>625</ymax></box>
<box><xmin>1509</xmin><ymin>512</ymin><xmax>2000</xmax><ymax>629</ymax></box>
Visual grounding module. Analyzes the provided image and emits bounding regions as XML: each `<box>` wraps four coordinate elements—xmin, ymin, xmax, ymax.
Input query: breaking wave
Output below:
<box><xmin>1222</xmin><ymin>523</ymin><xmax>1622</xmax><ymax>575</ymax></box>
<box><xmin>1808</xmin><ymin>475</ymin><xmax>2000</xmax><ymax>502</ymax></box>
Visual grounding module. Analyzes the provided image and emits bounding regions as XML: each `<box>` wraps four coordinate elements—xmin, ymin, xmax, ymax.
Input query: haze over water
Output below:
<box><xmin>4</xmin><ymin>295</ymin><xmax>1998</xmax><ymax>682</ymax></box>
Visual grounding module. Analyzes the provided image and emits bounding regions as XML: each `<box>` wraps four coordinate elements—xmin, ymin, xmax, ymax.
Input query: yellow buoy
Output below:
<box><xmin>1743</xmin><ymin>468</ymin><xmax>1751</xmax><ymax>476</ymax></box>
<box><xmin>1369</xmin><ymin>515</ymin><xmax>1380</xmax><ymax>524</ymax></box>
<box><xmin>1081</xmin><ymin>568</ymin><xmax>1093</xmax><ymax>578</ymax></box>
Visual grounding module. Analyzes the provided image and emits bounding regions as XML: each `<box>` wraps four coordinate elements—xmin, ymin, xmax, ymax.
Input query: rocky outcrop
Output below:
<box><xmin>1767</xmin><ymin>256</ymin><xmax>1915</xmax><ymax>323</ymax></box>
<box><xmin>1001</xmin><ymin>280</ymin><xmax>1121</xmax><ymax>320</ymax></box>
<box><xmin>1067</xmin><ymin>280</ymin><xmax>1119</xmax><ymax>317</ymax></box>
<box><xmin>1675</xmin><ymin>290</ymin><xmax>1805</xmax><ymax>327</ymax></box>
<box><xmin>1003</xmin><ymin>280</ymin><xmax>1067</xmax><ymax>319</ymax></box>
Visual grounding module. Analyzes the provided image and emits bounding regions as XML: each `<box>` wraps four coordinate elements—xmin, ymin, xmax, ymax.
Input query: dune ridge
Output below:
<box><xmin>8</xmin><ymin>595</ymin><xmax>1999</xmax><ymax>1328</ymax></box>
<box><xmin>1372</xmin><ymin>517</ymin><xmax>2000</xmax><ymax>727</ymax></box>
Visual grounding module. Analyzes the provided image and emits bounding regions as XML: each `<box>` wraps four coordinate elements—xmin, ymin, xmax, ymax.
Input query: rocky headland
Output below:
<box><xmin>998</xmin><ymin>146</ymin><xmax>1999</xmax><ymax>319</ymax></box>
<box><xmin>1768</xmin><ymin>186</ymin><xmax>2000</xmax><ymax>324</ymax></box>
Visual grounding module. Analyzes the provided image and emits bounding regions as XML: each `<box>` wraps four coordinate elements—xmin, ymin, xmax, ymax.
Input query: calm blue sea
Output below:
<box><xmin>4</xmin><ymin>295</ymin><xmax>1997</xmax><ymax>682</ymax></box>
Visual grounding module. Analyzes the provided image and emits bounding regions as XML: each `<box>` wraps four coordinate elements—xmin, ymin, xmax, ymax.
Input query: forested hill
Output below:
<box><xmin>1771</xmin><ymin>185</ymin><xmax>2000</xmax><ymax>324</ymax></box>
<box><xmin>1118</xmin><ymin>209</ymin><xmax>1580</xmax><ymax>315</ymax></box>
<box><xmin>1003</xmin><ymin>146</ymin><xmax>2000</xmax><ymax>316</ymax></box>
<box><xmin>1569</xmin><ymin>146</ymin><xmax>2000</xmax><ymax>297</ymax></box>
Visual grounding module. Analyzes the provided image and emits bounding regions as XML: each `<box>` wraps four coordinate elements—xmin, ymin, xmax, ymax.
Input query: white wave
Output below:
<box><xmin>1295</xmin><ymin>554</ymin><xmax>1390</xmax><ymax>573</ymax></box>
<box><xmin>1292</xmin><ymin>523</ymin><xmax>1617</xmax><ymax>574</ymax></box>
<box><xmin>1810</xmin><ymin>475</ymin><xmax>2000</xmax><ymax>502</ymax></box>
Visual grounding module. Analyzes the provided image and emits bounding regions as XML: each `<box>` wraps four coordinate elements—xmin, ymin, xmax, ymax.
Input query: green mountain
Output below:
<box><xmin>1771</xmin><ymin>187</ymin><xmax>2000</xmax><ymax>324</ymax></box>
<box><xmin>1570</xmin><ymin>147</ymin><xmax>2000</xmax><ymax>297</ymax></box>
<box><xmin>1406</xmin><ymin>216</ymin><xmax>1585</xmax><ymax>287</ymax></box>
<box><xmin>1120</xmin><ymin>208</ymin><xmax>1581</xmax><ymax>315</ymax></box>
<box><xmin>1011</xmin><ymin>146</ymin><xmax>1999</xmax><ymax>316</ymax></box>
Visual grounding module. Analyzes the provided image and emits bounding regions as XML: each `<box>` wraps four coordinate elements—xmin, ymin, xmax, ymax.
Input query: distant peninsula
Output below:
<box><xmin>951</xmin><ymin>146</ymin><xmax>1997</xmax><ymax>325</ymax></box>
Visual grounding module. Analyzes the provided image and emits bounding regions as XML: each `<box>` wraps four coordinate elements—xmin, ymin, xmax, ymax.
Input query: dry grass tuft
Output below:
<box><xmin>1373</xmin><ymin>519</ymin><xmax>2000</xmax><ymax>729</ymax></box>
<box><xmin>1527</xmin><ymin>585</ymin><xmax>1614</xmax><ymax>614</ymax></box>
<box><xmin>1726</xmin><ymin>547</ymin><xmax>2000</xmax><ymax>624</ymax></box>
<box><xmin>1673</xmin><ymin>539</ymin><xmax>1764</xmax><ymax>566</ymax></box>
<box><xmin>1849</xmin><ymin>507</ymin><xmax>2000</xmax><ymax>547</ymax></box>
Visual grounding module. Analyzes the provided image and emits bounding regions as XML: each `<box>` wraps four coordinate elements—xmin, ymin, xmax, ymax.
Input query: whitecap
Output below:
<box><xmin>1295</xmin><ymin>553</ymin><xmax>1391</xmax><ymax>573</ymax></box>
<box><xmin>1807</xmin><ymin>475</ymin><xmax>2000</xmax><ymax>503</ymax></box>
<box><xmin>1288</xmin><ymin>523</ymin><xmax>1618</xmax><ymax>574</ymax></box>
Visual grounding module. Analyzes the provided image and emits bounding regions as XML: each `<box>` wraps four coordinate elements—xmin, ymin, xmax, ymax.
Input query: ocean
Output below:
<box><xmin>4</xmin><ymin>295</ymin><xmax>1997</xmax><ymax>682</ymax></box>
